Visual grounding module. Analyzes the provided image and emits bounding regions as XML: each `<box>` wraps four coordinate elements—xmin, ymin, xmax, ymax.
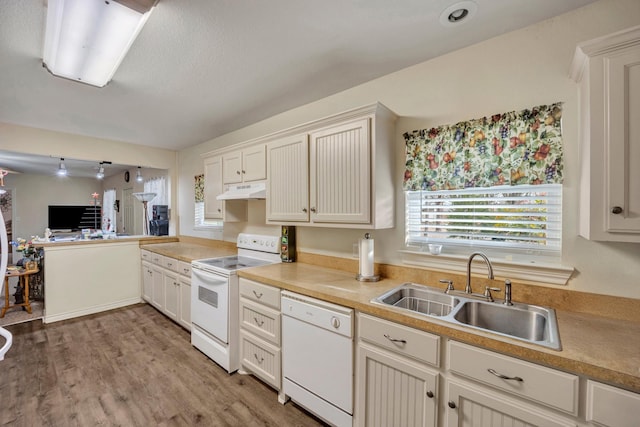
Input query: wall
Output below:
<box><xmin>178</xmin><ymin>0</ymin><xmax>640</xmax><ymax>299</ymax></box>
<box><xmin>3</xmin><ymin>172</ymin><xmax>102</xmax><ymax>240</ymax></box>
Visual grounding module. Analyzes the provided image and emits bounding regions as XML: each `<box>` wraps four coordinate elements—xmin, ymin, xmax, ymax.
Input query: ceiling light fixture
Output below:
<box><xmin>57</xmin><ymin>158</ymin><xmax>67</xmax><ymax>176</ymax></box>
<box><xmin>96</xmin><ymin>163</ymin><xmax>105</xmax><ymax>180</ymax></box>
<box><xmin>439</xmin><ymin>1</ymin><xmax>477</xmax><ymax>27</ymax></box>
<box><xmin>136</xmin><ymin>166</ymin><xmax>144</xmax><ymax>183</ymax></box>
<box><xmin>42</xmin><ymin>0</ymin><xmax>158</xmax><ymax>88</ymax></box>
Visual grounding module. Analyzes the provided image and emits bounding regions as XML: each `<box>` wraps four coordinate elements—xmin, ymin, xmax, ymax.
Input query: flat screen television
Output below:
<box><xmin>48</xmin><ymin>205</ymin><xmax>102</xmax><ymax>231</ymax></box>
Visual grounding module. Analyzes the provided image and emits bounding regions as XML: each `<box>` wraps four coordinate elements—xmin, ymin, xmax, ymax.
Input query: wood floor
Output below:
<box><xmin>0</xmin><ymin>304</ymin><xmax>326</xmax><ymax>427</ymax></box>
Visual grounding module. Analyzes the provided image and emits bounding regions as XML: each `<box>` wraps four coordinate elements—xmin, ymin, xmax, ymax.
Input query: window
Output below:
<box><xmin>194</xmin><ymin>174</ymin><xmax>222</xmax><ymax>229</ymax></box>
<box><xmin>102</xmin><ymin>188</ymin><xmax>116</xmax><ymax>232</ymax></box>
<box><xmin>406</xmin><ymin>184</ymin><xmax>562</xmax><ymax>257</ymax></box>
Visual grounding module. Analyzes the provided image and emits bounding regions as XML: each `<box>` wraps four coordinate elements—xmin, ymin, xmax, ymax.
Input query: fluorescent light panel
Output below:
<box><xmin>43</xmin><ymin>0</ymin><xmax>154</xmax><ymax>87</ymax></box>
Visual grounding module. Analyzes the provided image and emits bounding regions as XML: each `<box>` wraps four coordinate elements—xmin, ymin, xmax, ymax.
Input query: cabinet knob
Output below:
<box><xmin>302</xmin><ymin>208</ymin><xmax>307</xmax><ymax>213</ymax></box>
<box><xmin>236</xmin><ymin>170</ymin><xmax>241</xmax><ymax>175</ymax></box>
<box><xmin>426</xmin><ymin>391</ymin><xmax>434</xmax><ymax>398</ymax></box>
<box><xmin>448</xmin><ymin>401</ymin><xmax>457</xmax><ymax>409</ymax></box>
<box><xmin>242</xmin><ymin>170</ymin><xmax>246</xmax><ymax>174</ymax></box>
<box><xmin>310</xmin><ymin>207</ymin><xmax>317</xmax><ymax>213</ymax></box>
<box><xmin>217</xmin><ymin>208</ymin><xmax>221</xmax><ymax>212</ymax></box>
<box><xmin>611</xmin><ymin>206</ymin><xmax>623</xmax><ymax>214</ymax></box>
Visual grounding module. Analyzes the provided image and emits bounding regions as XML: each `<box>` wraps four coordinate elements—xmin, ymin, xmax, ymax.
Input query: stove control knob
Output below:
<box><xmin>331</xmin><ymin>317</ymin><xmax>340</xmax><ymax>329</ymax></box>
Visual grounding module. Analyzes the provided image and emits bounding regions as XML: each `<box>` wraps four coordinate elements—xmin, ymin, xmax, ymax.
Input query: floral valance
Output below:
<box><xmin>403</xmin><ymin>103</ymin><xmax>564</xmax><ymax>191</ymax></box>
<box><xmin>195</xmin><ymin>174</ymin><xmax>204</xmax><ymax>203</ymax></box>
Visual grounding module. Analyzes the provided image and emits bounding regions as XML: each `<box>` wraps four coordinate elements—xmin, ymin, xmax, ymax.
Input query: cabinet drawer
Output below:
<box><xmin>240</xmin><ymin>297</ymin><xmax>281</xmax><ymax>345</ymax></box>
<box><xmin>358</xmin><ymin>313</ymin><xmax>440</xmax><ymax>367</ymax></box>
<box><xmin>587</xmin><ymin>380</ymin><xmax>640</xmax><ymax>427</ymax></box>
<box><xmin>140</xmin><ymin>249</ymin><xmax>151</xmax><ymax>261</ymax></box>
<box><xmin>448</xmin><ymin>340</ymin><xmax>578</xmax><ymax>415</ymax></box>
<box><xmin>239</xmin><ymin>278</ymin><xmax>280</xmax><ymax>309</ymax></box>
<box><xmin>178</xmin><ymin>261</ymin><xmax>192</xmax><ymax>277</ymax></box>
<box><xmin>240</xmin><ymin>330</ymin><xmax>281</xmax><ymax>390</ymax></box>
<box><xmin>162</xmin><ymin>256</ymin><xmax>179</xmax><ymax>272</ymax></box>
<box><xmin>150</xmin><ymin>252</ymin><xmax>163</xmax><ymax>265</ymax></box>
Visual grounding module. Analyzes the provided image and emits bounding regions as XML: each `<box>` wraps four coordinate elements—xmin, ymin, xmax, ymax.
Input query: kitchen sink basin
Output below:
<box><xmin>372</xmin><ymin>283</ymin><xmax>460</xmax><ymax>317</ymax></box>
<box><xmin>452</xmin><ymin>301</ymin><xmax>560</xmax><ymax>349</ymax></box>
<box><xmin>372</xmin><ymin>283</ymin><xmax>561</xmax><ymax>350</ymax></box>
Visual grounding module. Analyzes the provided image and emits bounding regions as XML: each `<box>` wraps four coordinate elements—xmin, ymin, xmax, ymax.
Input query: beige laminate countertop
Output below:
<box><xmin>36</xmin><ymin>235</ymin><xmax>178</xmax><ymax>248</ymax></box>
<box><xmin>237</xmin><ymin>262</ymin><xmax>640</xmax><ymax>393</ymax></box>
<box><xmin>139</xmin><ymin>242</ymin><xmax>236</xmax><ymax>263</ymax></box>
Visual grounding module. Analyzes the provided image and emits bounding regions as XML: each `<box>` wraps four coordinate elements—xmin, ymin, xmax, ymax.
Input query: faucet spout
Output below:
<box><xmin>466</xmin><ymin>252</ymin><xmax>494</xmax><ymax>294</ymax></box>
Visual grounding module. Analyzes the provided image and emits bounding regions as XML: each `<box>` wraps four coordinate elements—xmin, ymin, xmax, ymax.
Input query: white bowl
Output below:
<box><xmin>428</xmin><ymin>244</ymin><xmax>442</xmax><ymax>255</ymax></box>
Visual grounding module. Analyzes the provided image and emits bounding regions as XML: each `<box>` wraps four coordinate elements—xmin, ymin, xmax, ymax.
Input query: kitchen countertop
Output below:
<box><xmin>140</xmin><ymin>241</ymin><xmax>236</xmax><ymax>263</ymax></box>
<box><xmin>137</xmin><ymin>240</ymin><xmax>639</xmax><ymax>393</ymax></box>
<box><xmin>36</xmin><ymin>235</ymin><xmax>178</xmax><ymax>248</ymax></box>
<box><xmin>237</xmin><ymin>262</ymin><xmax>640</xmax><ymax>393</ymax></box>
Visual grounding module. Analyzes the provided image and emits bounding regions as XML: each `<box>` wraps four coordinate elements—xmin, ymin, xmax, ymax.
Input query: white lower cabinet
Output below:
<box><xmin>163</xmin><ymin>270</ymin><xmax>179</xmax><ymax>321</ymax></box>
<box><xmin>445</xmin><ymin>379</ymin><xmax>576</xmax><ymax>427</ymax></box>
<box><xmin>151</xmin><ymin>263</ymin><xmax>164</xmax><ymax>311</ymax></box>
<box><xmin>178</xmin><ymin>275</ymin><xmax>191</xmax><ymax>330</ymax></box>
<box><xmin>356</xmin><ymin>313</ymin><xmax>439</xmax><ymax>427</ymax></box>
<box><xmin>141</xmin><ymin>260</ymin><xmax>153</xmax><ymax>302</ymax></box>
<box><xmin>238</xmin><ymin>278</ymin><xmax>282</xmax><ymax>392</ymax></box>
<box><xmin>586</xmin><ymin>380</ymin><xmax>640</xmax><ymax>427</ymax></box>
<box><xmin>140</xmin><ymin>250</ymin><xmax>192</xmax><ymax>331</ymax></box>
<box><xmin>357</xmin><ymin>342</ymin><xmax>438</xmax><ymax>427</ymax></box>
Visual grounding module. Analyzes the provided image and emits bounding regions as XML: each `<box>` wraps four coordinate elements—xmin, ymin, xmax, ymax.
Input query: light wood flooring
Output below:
<box><xmin>0</xmin><ymin>304</ymin><xmax>325</xmax><ymax>426</ymax></box>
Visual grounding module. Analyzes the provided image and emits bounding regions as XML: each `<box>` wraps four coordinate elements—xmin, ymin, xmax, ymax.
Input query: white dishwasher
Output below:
<box><xmin>281</xmin><ymin>291</ymin><xmax>354</xmax><ymax>427</ymax></box>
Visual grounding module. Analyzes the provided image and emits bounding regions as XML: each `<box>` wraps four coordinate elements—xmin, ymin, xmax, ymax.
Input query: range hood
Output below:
<box><xmin>217</xmin><ymin>182</ymin><xmax>266</xmax><ymax>200</ymax></box>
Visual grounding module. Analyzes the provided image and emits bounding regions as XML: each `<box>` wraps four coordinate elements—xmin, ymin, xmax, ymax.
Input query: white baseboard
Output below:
<box><xmin>43</xmin><ymin>297</ymin><xmax>143</xmax><ymax>324</ymax></box>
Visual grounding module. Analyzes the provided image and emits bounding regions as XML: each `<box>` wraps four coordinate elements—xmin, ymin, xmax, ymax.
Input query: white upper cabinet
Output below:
<box><xmin>204</xmin><ymin>155</ymin><xmax>223</xmax><ymax>219</ymax></box>
<box><xmin>223</xmin><ymin>144</ymin><xmax>266</xmax><ymax>184</ymax></box>
<box><xmin>266</xmin><ymin>103</ymin><xmax>397</xmax><ymax>229</ymax></box>
<box><xmin>310</xmin><ymin>118</ymin><xmax>371</xmax><ymax>224</ymax></box>
<box><xmin>571</xmin><ymin>25</ymin><xmax>640</xmax><ymax>242</ymax></box>
<box><xmin>266</xmin><ymin>133</ymin><xmax>310</xmax><ymax>222</ymax></box>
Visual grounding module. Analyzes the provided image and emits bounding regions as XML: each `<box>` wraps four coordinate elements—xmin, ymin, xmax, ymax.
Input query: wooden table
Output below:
<box><xmin>2</xmin><ymin>266</ymin><xmax>38</xmax><ymax>318</ymax></box>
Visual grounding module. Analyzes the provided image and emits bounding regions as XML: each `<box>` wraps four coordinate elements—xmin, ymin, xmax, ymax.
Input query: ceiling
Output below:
<box><xmin>0</xmin><ymin>0</ymin><xmax>596</xmax><ymax>156</ymax></box>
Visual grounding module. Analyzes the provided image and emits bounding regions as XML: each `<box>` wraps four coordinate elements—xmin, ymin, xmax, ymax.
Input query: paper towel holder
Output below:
<box><xmin>356</xmin><ymin>233</ymin><xmax>380</xmax><ymax>282</ymax></box>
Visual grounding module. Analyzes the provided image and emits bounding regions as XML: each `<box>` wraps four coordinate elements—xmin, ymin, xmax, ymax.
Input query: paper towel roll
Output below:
<box><xmin>359</xmin><ymin>234</ymin><xmax>374</xmax><ymax>278</ymax></box>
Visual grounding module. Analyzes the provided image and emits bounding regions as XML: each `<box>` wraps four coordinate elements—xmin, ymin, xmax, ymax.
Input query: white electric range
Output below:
<box><xmin>190</xmin><ymin>233</ymin><xmax>281</xmax><ymax>373</ymax></box>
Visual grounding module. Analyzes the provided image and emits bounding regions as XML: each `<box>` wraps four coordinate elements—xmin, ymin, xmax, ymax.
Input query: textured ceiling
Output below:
<box><xmin>0</xmin><ymin>0</ymin><xmax>596</xmax><ymax>152</ymax></box>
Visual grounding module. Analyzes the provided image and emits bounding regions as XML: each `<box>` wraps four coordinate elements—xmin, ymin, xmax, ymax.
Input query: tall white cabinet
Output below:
<box><xmin>571</xmin><ymin>25</ymin><xmax>640</xmax><ymax>242</ymax></box>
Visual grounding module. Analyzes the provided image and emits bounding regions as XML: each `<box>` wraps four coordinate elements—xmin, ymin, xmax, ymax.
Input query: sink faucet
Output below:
<box><xmin>466</xmin><ymin>252</ymin><xmax>494</xmax><ymax>294</ymax></box>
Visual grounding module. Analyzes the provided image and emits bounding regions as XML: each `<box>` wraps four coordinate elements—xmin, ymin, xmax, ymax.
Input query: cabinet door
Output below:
<box><xmin>222</xmin><ymin>151</ymin><xmax>243</xmax><ymax>184</ymax></box>
<box><xmin>242</xmin><ymin>144</ymin><xmax>266</xmax><ymax>182</ymax></box>
<box><xmin>151</xmin><ymin>264</ymin><xmax>164</xmax><ymax>311</ymax></box>
<box><xmin>605</xmin><ymin>48</ymin><xmax>640</xmax><ymax>235</ymax></box>
<box><xmin>163</xmin><ymin>270</ymin><xmax>179</xmax><ymax>321</ymax></box>
<box><xmin>356</xmin><ymin>342</ymin><xmax>438</xmax><ymax>427</ymax></box>
<box><xmin>141</xmin><ymin>260</ymin><xmax>153</xmax><ymax>303</ymax></box>
<box><xmin>266</xmin><ymin>133</ymin><xmax>310</xmax><ymax>222</ymax></box>
<box><xmin>310</xmin><ymin>118</ymin><xmax>371</xmax><ymax>224</ymax></box>
<box><xmin>178</xmin><ymin>276</ymin><xmax>191</xmax><ymax>330</ymax></box>
<box><xmin>445</xmin><ymin>380</ymin><xmax>575</xmax><ymax>427</ymax></box>
<box><xmin>204</xmin><ymin>155</ymin><xmax>224</xmax><ymax>219</ymax></box>
<box><xmin>586</xmin><ymin>380</ymin><xmax>640</xmax><ymax>427</ymax></box>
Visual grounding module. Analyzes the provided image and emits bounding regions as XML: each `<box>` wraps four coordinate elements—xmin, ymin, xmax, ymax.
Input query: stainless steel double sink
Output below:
<box><xmin>372</xmin><ymin>283</ymin><xmax>561</xmax><ymax>350</ymax></box>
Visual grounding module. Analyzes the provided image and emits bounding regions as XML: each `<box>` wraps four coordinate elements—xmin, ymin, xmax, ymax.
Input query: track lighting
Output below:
<box><xmin>136</xmin><ymin>167</ymin><xmax>144</xmax><ymax>183</ymax></box>
<box><xmin>96</xmin><ymin>163</ymin><xmax>105</xmax><ymax>180</ymax></box>
<box><xmin>57</xmin><ymin>158</ymin><xmax>67</xmax><ymax>176</ymax></box>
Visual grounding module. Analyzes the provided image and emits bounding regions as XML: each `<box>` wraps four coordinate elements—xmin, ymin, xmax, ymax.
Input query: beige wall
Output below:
<box><xmin>178</xmin><ymin>0</ymin><xmax>640</xmax><ymax>299</ymax></box>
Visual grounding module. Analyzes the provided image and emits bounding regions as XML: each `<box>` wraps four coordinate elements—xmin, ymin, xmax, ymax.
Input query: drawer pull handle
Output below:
<box><xmin>254</xmin><ymin>354</ymin><xmax>264</xmax><ymax>364</ymax></box>
<box><xmin>252</xmin><ymin>290</ymin><xmax>263</xmax><ymax>299</ymax></box>
<box><xmin>384</xmin><ymin>334</ymin><xmax>407</xmax><ymax>344</ymax></box>
<box><xmin>488</xmin><ymin>368</ymin><xmax>524</xmax><ymax>382</ymax></box>
<box><xmin>426</xmin><ymin>391</ymin><xmax>434</xmax><ymax>398</ymax></box>
<box><xmin>253</xmin><ymin>317</ymin><xmax>264</xmax><ymax>327</ymax></box>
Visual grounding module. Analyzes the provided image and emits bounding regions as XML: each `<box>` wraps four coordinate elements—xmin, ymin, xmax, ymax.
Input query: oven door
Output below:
<box><xmin>191</xmin><ymin>267</ymin><xmax>229</xmax><ymax>343</ymax></box>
